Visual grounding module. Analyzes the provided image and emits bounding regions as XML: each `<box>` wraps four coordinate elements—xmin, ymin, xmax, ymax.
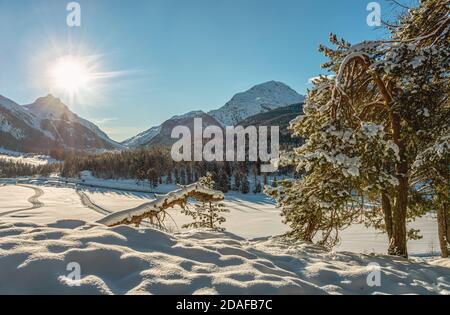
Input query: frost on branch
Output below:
<box><xmin>97</xmin><ymin>184</ymin><xmax>224</xmax><ymax>227</ymax></box>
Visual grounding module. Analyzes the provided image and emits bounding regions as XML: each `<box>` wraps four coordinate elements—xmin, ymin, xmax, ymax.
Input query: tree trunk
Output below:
<box><xmin>446</xmin><ymin>208</ymin><xmax>450</xmax><ymax>248</ymax></box>
<box><xmin>437</xmin><ymin>206</ymin><xmax>449</xmax><ymax>258</ymax></box>
<box><xmin>387</xmin><ymin>114</ymin><xmax>409</xmax><ymax>258</ymax></box>
<box><xmin>381</xmin><ymin>193</ymin><xmax>393</xmax><ymax>241</ymax></box>
<box><xmin>388</xmin><ymin>176</ymin><xmax>408</xmax><ymax>258</ymax></box>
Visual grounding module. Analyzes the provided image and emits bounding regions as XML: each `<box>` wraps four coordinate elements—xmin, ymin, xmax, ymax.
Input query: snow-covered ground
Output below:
<box><xmin>83</xmin><ymin>188</ymin><xmax>440</xmax><ymax>256</ymax></box>
<box><xmin>0</xmin><ymin>220</ymin><xmax>449</xmax><ymax>295</ymax></box>
<box><xmin>0</xmin><ymin>181</ymin><xmax>448</xmax><ymax>295</ymax></box>
<box><xmin>0</xmin><ymin>148</ymin><xmax>58</xmax><ymax>166</ymax></box>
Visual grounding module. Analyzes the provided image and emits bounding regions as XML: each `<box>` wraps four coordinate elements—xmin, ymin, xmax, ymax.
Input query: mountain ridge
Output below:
<box><xmin>122</xmin><ymin>81</ymin><xmax>305</xmax><ymax>148</ymax></box>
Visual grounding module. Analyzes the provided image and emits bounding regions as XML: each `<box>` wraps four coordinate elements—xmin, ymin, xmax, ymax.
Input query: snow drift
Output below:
<box><xmin>0</xmin><ymin>220</ymin><xmax>448</xmax><ymax>295</ymax></box>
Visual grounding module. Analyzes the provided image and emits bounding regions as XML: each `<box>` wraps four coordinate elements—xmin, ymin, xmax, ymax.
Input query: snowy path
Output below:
<box><xmin>0</xmin><ymin>184</ymin><xmax>44</xmax><ymax>217</ymax></box>
<box><xmin>76</xmin><ymin>190</ymin><xmax>112</xmax><ymax>216</ymax></box>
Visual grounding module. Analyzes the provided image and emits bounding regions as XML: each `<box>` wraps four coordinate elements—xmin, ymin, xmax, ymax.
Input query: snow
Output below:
<box><xmin>97</xmin><ymin>183</ymin><xmax>224</xmax><ymax>227</ymax></box>
<box><xmin>0</xmin><ymin>185</ymin><xmax>101</xmax><ymax>225</ymax></box>
<box><xmin>121</xmin><ymin>126</ymin><xmax>162</xmax><ymax>148</ymax></box>
<box><xmin>0</xmin><ymin>148</ymin><xmax>58</xmax><ymax>166</ymax></box>
<box><xmin>86</xmin><ymin>190</ymin><xmax>287</xmax><ymax>239</ymax></box>
<box><xmin>0</xmin><ymin>95</ymin><xmax>55</xmax><ymax>140</ymax></box>
<box><xmin>209</xmin><ymin>81</ymin><xmax>305</xmax><ymax>126</ymax></box>
<box><xmin>0</xmin><ymin>181</ymin><xmax>448</xmax><ymax>294</ymax></box>
<box><xmin>78</xmin><ymin>170</ymin><xmax>178</xmax><ymax>193</ymax></box>
<box><xmin>73</xmin><ymin>186</ymin><xmax>441</xmax><ymax>256</ymax></box>
<box><xmin>0</xmin><ymin>219</ymin><xmax>448</xmax><ymax>295</ymax></box>
<box><xmin>0</xmin><ymin>185</ymin><xmax>33</xmax><ymax>213</ymax></box>
<box><xmin>0</xmin><ymin>118</ymin><xmax>24</xmax><ymax>139</ymax></box>
<box><xmin>121</xmin><ymin>110</ymin><xmax>217</xmax><ymax>148</ymax></box>
<box><xmin>25</xmin><ymin>95</ymin><xmax>122</xmax><ymax>149</ymax></box>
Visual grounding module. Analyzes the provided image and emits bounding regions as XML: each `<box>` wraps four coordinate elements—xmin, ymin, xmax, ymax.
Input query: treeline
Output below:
<box><xmin>0</xmin><ymin>160</ymin><xmax>61</xmax><ymax>178</ymax></box>
<box><xmin>61</xmin><ymin>147</ymin><xmax>290</xmax><ymax>193</ymax></box>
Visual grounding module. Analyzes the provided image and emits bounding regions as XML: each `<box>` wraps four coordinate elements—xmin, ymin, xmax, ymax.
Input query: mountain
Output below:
<box><xmin>237</xmin><ymin>103</ymin><xmax>304</xmax><ymax>146</ymax></box>
<box><xmin>123</xmin><ymin>81</ymin><xmax>305</xmax><ymax>149</ymax></box>
<box><xmin>24</xmin><ymin>95</ymin><xmax>122</xmax><ymax>151</ymax></box>
<box><xmin>208</xmin><ymin>81</ymin><xmax>304</xmax><ymax>126</ymax></box>
<box><xmin>0</xmin><ymin>95</ymin><xmax>59</xmax><ymax>153</ymax></box>
<box><xmin>122</xmin><ymin>111</ymin><xmax>222</xmax><ymax>148</ymax></box>
<box><xmin>0</xmin><ymin>94</ymin><xmax>122</xmax><ymax>153</ymax></box>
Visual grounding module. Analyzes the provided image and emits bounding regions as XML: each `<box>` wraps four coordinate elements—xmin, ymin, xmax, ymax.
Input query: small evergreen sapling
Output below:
<box><xmin>182</xmin><ymin>173</ymin><xmax>230</xmax><ymax>231</ymax></box>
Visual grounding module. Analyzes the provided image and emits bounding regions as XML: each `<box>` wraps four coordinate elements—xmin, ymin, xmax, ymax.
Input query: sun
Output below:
<box><xmin>49</xmin><ymin>55</ymin><xmax>93</xmax><ymax>96</ymax></box>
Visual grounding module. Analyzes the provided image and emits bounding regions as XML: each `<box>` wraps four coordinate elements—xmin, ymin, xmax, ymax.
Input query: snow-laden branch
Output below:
<box><xmin>97</xmin><ymin>184</ymin><xmax>224</xmax><ymax>227</ymax></box>
<box><xmin>335</xmin><ymin>52</ymin><xmax>370</xmax><ymax>93</ymax></box>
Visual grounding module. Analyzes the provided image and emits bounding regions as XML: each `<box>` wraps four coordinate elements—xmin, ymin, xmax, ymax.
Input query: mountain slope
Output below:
<box><xmin>0</xmin><ymin>94</ymin><xmax>122</xmax><ymax>153</ymax></box>
<box><xmin>122</xmin><ymin>111</ymin><xmax>222</xmax><ymax>148</ymax></box>
<box><xmin>0</xmin><ymin>95</ymin><xmax>59</xmax><ymax>153</ymax></box>
<box><xmin>24</xmin><ymin>95</ymin><xmax>122</xmax><ymax>151</ymax></box>
<box><xmin>209</xmin><ymin>81</ymin><xmax>304</xmax><ymax>126</ymax></box>
<box><xmin>237</xmin><ymin>103</ymin><xmax>304</xmax><ymax>146</ymax></box>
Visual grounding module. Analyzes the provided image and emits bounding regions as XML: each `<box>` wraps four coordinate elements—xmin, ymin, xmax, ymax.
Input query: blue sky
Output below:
<box><xmin>0</xmin><ymin>0</ymin><xmax>403</xmax><ymax>141</ymax></box>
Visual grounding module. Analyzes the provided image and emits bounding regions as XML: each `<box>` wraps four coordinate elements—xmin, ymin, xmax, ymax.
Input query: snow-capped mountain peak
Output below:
<box><xmin>208</xmin><ymin>81</ymin><xmax>304</xmax><ymax>126</ymax></box>
<box><xmin>25</xmin><ymin>94</ymin><xmax>72</xmax><ymax>120</ymax></box>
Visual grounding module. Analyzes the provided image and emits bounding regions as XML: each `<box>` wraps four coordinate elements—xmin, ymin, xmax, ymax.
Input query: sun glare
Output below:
<box><xmin>49</xmin><ymin>55</ymin><xmax>93</xmax><ymax>96</ymax></box>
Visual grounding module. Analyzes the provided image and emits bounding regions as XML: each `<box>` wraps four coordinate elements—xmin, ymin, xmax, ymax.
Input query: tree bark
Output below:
<box><xmin>387</xmin><ymin>114</ymin><xmax>409</xmax><ymax>258</ymax></box>
<box><xmin>388</xmin><ymin>176</ymin><xmax>409</xmax><ymax>258</ymax></box>
<box><xmin>437</xmin><ymin>206</ymin><xmax>449</xmax><ymax>258</ymax></box>
<box><xmin>446</xmin><ymin>208</ymin><xmax>450</xmax><ymax>248</ymax></box>
<box><xmin>381</xmin><ymin>193</ymin><xmax>393</xmax><ymax>241</ymax></box>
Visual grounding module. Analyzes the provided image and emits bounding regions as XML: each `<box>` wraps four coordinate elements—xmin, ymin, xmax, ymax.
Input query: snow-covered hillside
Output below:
<box><xmin>25</xmin><ymin>95</ymin><xmax>122</xmax><ymax>151</ymax></box>
<box><xmin>209</xmin><ymin>81</ymin><xmax>305</xmax><ymax>126</ymax></box>
<box><xmin>0</xmin><ymin>94</ymin><xmax>121</xmax><ymax>152</ymax></box>
<box><xmin>122</xmin><ymin>111</ymin><xmax>221</xmax><ymax>148</ymax></box>
<box><xmin>0</xmin><ymin>95</ymin><xmax>58</xmax><ymax>152</ymax></box>
<box><xmin>0</xmin><ymin>148</ymin><xmax>58</xmax><ymax>166</ymax></box>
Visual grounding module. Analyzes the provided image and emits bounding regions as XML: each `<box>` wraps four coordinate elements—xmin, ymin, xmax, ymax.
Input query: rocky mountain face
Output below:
<box><xmin>0</xmin><ymin>94</ymin><xmax>121</xmax><ymax>153</ymax></box>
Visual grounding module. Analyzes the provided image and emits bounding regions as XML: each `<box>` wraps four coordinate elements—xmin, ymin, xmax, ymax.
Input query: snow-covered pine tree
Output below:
<box><xmin>267</xmin><ymin>0</ymin><xmax>449</xmax><ymax>256</ymax></box>
<box><xmin>182</xmin><ymin>172</ymin><xmax>230</xmax><ymax>231</ymax></box>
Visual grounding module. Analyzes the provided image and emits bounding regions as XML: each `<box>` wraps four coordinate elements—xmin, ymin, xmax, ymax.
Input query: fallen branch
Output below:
<box><xmin>97</xmin><ymin>184</ymin><xmax>224</xmax><ymax>227</ymax></box>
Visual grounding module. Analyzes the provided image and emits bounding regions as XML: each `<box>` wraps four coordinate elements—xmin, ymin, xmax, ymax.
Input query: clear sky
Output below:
<box><xmin>0</xmin><ymin>0</ymin><xmax>406</xmax><ymax>141</ymax></box>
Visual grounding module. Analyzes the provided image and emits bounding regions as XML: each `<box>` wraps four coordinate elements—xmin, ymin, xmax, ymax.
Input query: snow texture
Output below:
<box><xmin>0</xmin><ymin>220</ymin><xmax>448</xmax><ymax>295</ymax></box>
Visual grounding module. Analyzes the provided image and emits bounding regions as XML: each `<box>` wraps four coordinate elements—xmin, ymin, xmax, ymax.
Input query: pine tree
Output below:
<box><xmin>267</xmin><ymin>0</ymin><xmax>449</xmax><ymax>255</ymax></box>
<box><xmin>182</xmin><ymin>172</ymin><xmax>230</xmax><ymax>231</ymax></box>
<box><xmin>218</xmin><ymin>169</ymin><xmax>230</xmax><ymax>193</ymax></box>
<box><xmin>271</xmin><ymin>176</ymin><xmax>278</xmax><ymax>188</ymax></box>
<box><xmin>174</xmin><ymin>168</ymin><xmax>180</xmax><ymax>184</ymax></box>
<box><xmin>166</xmin><ymin>170</ymin><xmax>173</xmax><ymax>184</ymax></box>
<box><xmin>233</xmin><ymin>171</ymin><xmax>241</xmax><ymax>191</ymax></box>
<box><xmin>253</xmin><ymin>180</ymin><xmax>262</xmax><ymax>194</ymax></box>
<box><xmin>241</xmin><ymin>174</ymin><xmax>250</xmax><ymax>194</ymax></box>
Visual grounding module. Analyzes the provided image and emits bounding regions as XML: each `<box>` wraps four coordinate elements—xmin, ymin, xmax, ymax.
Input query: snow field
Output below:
<box><xmin>0</xmin><ymin>185</ymin><xmax>101</xmax><ymax>224</ymax></box>
<box><xmin>0</xmin><ymin>183</ymin><xmax>448</xmax><ymax>295</ymax></box>
<box><xmin>0</xmin><ymin>220</ymin><xmax>448</xmax><ymax>295</ymax></box>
